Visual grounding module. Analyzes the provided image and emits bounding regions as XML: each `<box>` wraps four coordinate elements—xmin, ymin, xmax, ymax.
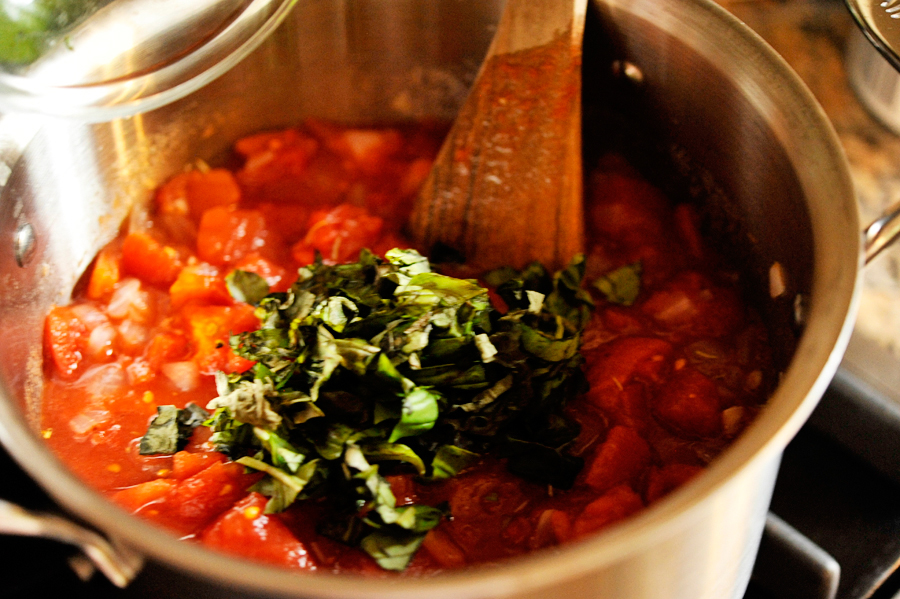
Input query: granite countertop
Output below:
<box><xmin>717</xmin><ymin>0</ymin><xmax>900</xmax><ymax>402</ymax></box>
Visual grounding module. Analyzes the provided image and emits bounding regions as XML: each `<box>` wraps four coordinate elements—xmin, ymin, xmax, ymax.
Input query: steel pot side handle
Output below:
<box><xmin>0</xmin><ymin>498</ymin><xmax>143</xmax><ymax>587</ymax></box>
<box><xmin>864</xmin><ymin>200</ymin><xmax>900</xmax><ymax>263</ymax></box>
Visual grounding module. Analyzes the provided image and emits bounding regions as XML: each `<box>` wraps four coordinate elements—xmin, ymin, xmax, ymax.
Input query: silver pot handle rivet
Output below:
<box><xmin>13</xmin><ymin>222</ymin><xmax>35</xmax><ymax>268</ymax></box>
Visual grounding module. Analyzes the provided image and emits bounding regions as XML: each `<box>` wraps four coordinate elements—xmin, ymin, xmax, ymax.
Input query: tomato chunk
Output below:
<box><xmin>235</xmin><ymin>129</ymin><xmax>320</xmax><ymax>187</ymax></box>
<box><xmin>232</xmin><ymin>253</ymin><xmax>290</xmax><ymax>293</ymax></box>
<box><xmin>645</xmin><ymin>463</ymin><xmax>704</xmax><ymax>503</ymax></box>
<box><xmin>121</xmin><ymin>232</ymin><xmax>183</xmax><ymax>287</ymax></box>
<box><xmin>641</xmin><ymin>271</ymin><xmax>744</xmax><ymax>339</ymax></box>
<box><xmin>572</xmin><ymin>485</ymin><xmax>644</xmax><ymax>538</ymax></box>
<box><xmin>196</xmin><ymin>207</ymin><xmax>278</xmax><ymax>266</ymax></box>
<box><xmin>172</xmin><ymin>450</ymin><xmax>226</xmax><ymax>480</ymax></box>
<box><xmin>87</xmin><ymin>246</ymin><xmax>122</xmax><ymax>300</ymax></box>
<box><xmin>134</xmin><ymin>461</ymin><xmax>260</xmax><ymax>536</ymax></box>
<box><xmin>291</xmin><ymin>204</ymin><xmax>383</xmax><ymax>265</ymax></box>
<box><xmin>585</xmin><ymin>336</ymin><xmax>673</xmax><ymax>396</ymax></box>
<box><xmin>653</xmin><ymin>367</ymin><xmax>722</xmax><ymax>437</ymax></box>
<box><xmin>182</xmin><ymin>304</ymin><xmax>259</xmax><ymax>374</ymax></box>
<box><xmin>169</xmin><ymin>262</ymin><xmax>232</xmax><ymax>308</ymax></box>
<box><xmin>44</xmin><ymin>306</ymin><xmax>88</xmax><ymax>378</ymax></box>
<box><xmin>201</xmin><ymin>493</ymin><xmax>317</xmax><ymax>570</ymax></box>
<box><xmin>156</xmin><ymin>168</ymin><xmax>241</xmax><ymax>221</ymax></box>
<box><xmin>583</xmin><ymin>426</ymin><xmax>651</xmax><ymax>493</ymax></box>
<box><xmin>113</xmin><ymin>479</ymin><xmax>177</xmax><ymax>512</ymax></box>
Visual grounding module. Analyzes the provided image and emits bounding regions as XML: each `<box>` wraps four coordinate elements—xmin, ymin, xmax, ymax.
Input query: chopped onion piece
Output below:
<box><xmin>70</xmin><ymin>303</ymin><xmax>109</xmax><ymax>328</ymax></box>
<box><xmin>69</xmin><ymin>409</ymin><xmax>111</xmax><ymax>436</ymax></box>
<box><xmin>161</xmin><ymin>361</ymin><xmax>200</xmax><ymax>392</ymax></box>
<box><xmin>87</xmin><ymin>323</ymin><xmax>117</xmax><ymax>359</ymax></box>
<box><xmin>107</xmin><ymin>278</ymin><xmax>154</xmax><ymax>323</ymax></box>
<box><xmin>80</xmin><ymin>363</ymin><xmax>126</xmax><ymax>400</ymax></box>
<box><xmin>769</xmin><ymin>262</ymin><xmax>786</xmax><ymax>298</ymax></box>
<box><xmin>117</xmin><ymin>319</ymin><xmax>149</xmax><ymax>350</ymax></box>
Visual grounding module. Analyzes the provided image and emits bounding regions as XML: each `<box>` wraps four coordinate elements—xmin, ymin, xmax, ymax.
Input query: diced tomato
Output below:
<box><xmin>172</xmin><ymin>450</ymin><xmax>226</xmax><ymax>480</ymax></box>
<box><xmin>291</xmin><ymin>204</ymin><xmax>383</xmax><ymax>265</ymax></box>
<box><xmin>156</xmin><ymin>169</ymin><xmax>241</xmax><ymax>221</ymax></box>
<box><xmin>254</xmin><ymin>203</ymin><xmax>313</xmax><ymax>244</ymax></box>
<box><xmin>169</xmin><ymin>262</ymin><xmax>232</xmax><ymax>308</ymax></box>
<box><xmin>398</xmin><ymin>157</ymin><xmax>434</xmax><ymax>197</ymax></box>
<box><xmin>201</xmin><ymin>493</ymin><xmax>317</xmax><ymax>570</ymax></box>
<box><xmin>322</xmin><ymin>127</ymin><xmax>403</xmax><ymax>175</ymax></box>
<box><xmin>87</xmin><ymin>246</ymin><xmax>121</xmax><ymax>300</ymax></box>
<box><xmin>421</xmin><ymin>528</ymin><xmax>466</xmax><ymax>569</ymax></box>
<box><xmin>232</xmin><ymin>253</ymin><xmax>290</xmax><ymax>293</ymax></box>
<box><xmin>653</xmin><ymin>367</ymin><xmax>722</xmax><ymax>437</ymax></box>
<box><xmin>645</xmin><ymin>463</ymin><xmax>704</xmax><ymax>503</ymax></box>
<box><xmin>182</xmin><ymin>304</ymin><xmax>259</xmax><ymax>374</ymax></box>
<box><xmin>583</xmin><ymin>426</ymin><xmax>651</xmax><ymax>493</ymax></box>
<box><xmin>385</xmin><ymin>474</ymin><xmax>419</xmax><ymax>505</ymax></box>
<box><xmin>587</xmin><ymin>172</ymin><xmax>670</xmax><ymax>247</ymax></box>
<box><xmin>121</xmin><ymin>232</ymin><xmax>184</xmax><ymax>287</ymax></box>
<box><xmin>641</xmin><ymin>271</ymin><xmax>744</xmax><ymax>339</ymax></box>
<box><xmin>196</xmin><ymin>207</ymin><xmax>278</xmax><ymax>266</ymax></box>
<box><xmin>235</xmin><ymin>129</ymin><xmax>320</xmax><ymax>187</ymax></box>
<box><xmin>529</xmin><ymin>508</ymin><xmax>572</xmax><ymax>548</ymax></box>
<box><xmin>44</xmin><ymin>306</ymin><xmax>88</xmax><ymax>378</ymax></box>
<box><xmin>369</xmin><ymin>231</ymin><xmax>409</xmax><ymax>259</ymax></box>
<box><xmin>572</xmin><ymin>485</ymin><xmax>644</xmax><ymax>538</ymax></box>
<box><xmin>145</xmin><ymin>331</ymin><xmax>190</xmax><ymax>368</ymax></box>
<box><xmin>113</xmin><ymin>479</ymin><xmax>178</xmax><ymax>512</ymax></box>
<box><xmin>584</xmin><ymin>336</ymin><xmax>674</xmax><ymax>396</ymax></box>
<box><xmin>135</xmin><ymin>461</ymin><xmax>260</xmax><ymax>536</ymax></box>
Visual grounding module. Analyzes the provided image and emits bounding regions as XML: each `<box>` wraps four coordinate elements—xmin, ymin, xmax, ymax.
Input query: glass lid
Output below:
<box><xmin>0</xmin><ymin>0</ymin><xmax>297</xmax><ymax>120</ymax></box>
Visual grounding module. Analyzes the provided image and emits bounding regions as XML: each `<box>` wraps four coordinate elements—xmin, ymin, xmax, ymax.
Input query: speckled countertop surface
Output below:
<box><xmin>717</xmin><ymin>0</ymin><xmax>900</xmax><ymax>402</ymax></box>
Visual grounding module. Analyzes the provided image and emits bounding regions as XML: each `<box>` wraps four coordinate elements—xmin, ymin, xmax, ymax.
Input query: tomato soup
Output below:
<box><xmin>40</xmin><ymin>120</ymin><xmax>774</xmax><ymax>574</ymax></box>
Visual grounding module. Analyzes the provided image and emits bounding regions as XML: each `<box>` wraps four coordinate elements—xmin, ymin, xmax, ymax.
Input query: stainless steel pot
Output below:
<box><xmin>0</xmin><ymin>0</ymin><xmax>871</xmax><ymax>598</ymax></box>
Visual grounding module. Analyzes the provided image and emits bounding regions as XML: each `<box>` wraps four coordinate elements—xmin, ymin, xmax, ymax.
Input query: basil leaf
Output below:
<box><xmin>206</xmin><ymin>379</ymin><xmax>282</xmax><ymax>430</ymax></box>
<box><xmin>388</xmin><ymin>387</ymin><xmax>440</xmax><ymax>443</ymax></box>
<box><xmin>197</xmin><ymin>250</ymin><xmax>597</xmax><ymax>571</ymax></box>
<box><xmin>594</xmin><ymin>261</ymin><xmax>642</xmax><ymax>306</ymax></box>
<box><xmin>431</xmin><ymin>445</ymin><xmax>481</xmax><ymax>480</ymax></box>
<box><xmin>520</xmin><ymin>324</ymin><xmax>580</xmax><ymax>362</ymax></box>
<box><xmin>360</xmin><ymin>529</ymin><xmax>428</xmax><ymax>572</ymax></box>
<box><xmin>139</xmin><ymin>403</ymin><xmax>210</xmax><ymax>455</ymax></box>
<box><xmin>362</xmin><ymin>442</ymin><xmax>427</xmax><ymax>476</ymax></box>
<box><xmin>226</xmin><ymin>270</ymin><xmax>270</xmax><ymax>305</ymax></box>
<box><xmin>238</xmin><ymin>456</ymin><xmax>320</xmax><ymax>512</ymax></box>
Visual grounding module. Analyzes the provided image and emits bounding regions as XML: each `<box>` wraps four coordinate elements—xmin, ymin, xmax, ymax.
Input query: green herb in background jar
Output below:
<box><xmin>0</xmin><ymin>0</ymin><xmax>109</xmax><ymax>69</ymax></box>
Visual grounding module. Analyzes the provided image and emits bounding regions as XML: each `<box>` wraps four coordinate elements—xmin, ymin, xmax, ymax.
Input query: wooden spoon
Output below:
<box><xmin>409</xmin><ymin>0</ymin><xmax>588</xmax><ymax>272</ymax></box>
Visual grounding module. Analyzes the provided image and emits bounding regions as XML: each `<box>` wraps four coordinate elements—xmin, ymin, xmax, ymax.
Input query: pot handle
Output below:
<box><xmin>0</xmin><ymin>498</ymin><xmax>143</xmax><ymax>587</ymax></box>
<box><xmin>864</xmin><ymin>200</ymin><xmax>900</xmax><ymax>263</ymax></box>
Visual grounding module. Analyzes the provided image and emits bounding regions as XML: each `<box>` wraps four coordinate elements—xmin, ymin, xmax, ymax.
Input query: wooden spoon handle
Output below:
<box><xmin>409</xmin><ymin>0</ymin><xmax>588</xmax><ymax>272</ymax></box>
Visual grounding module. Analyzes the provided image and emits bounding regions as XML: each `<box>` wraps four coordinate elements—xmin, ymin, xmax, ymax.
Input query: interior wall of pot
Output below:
<box><xmin>584</xmin><ymin>0</ymin><xmax>814</xmax><ymax>372</ymax></box>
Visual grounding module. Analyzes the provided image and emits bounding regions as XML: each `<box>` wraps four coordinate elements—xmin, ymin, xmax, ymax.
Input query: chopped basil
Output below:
<box><xmin>594</xmin><ymin>261</ymin><xmax>643</xmax><ymax>306</ymax></box>
<box><xmin>226</xmin><ymin>270</ymin><xmax>270</xmax><ymax>306</ymax></box>
<box><xmin>141</xmin><ymin>248</ymin><xmax>592</xmax><ymax>570</ymax></box>
<box><xmin>431</xmin><ymin>445</ymin><xmax>481</xmax><ymax>480</ymax></box>
<box><xmin>138</xmin><ymin>403</ymin><xmax>210</xmax><ymax>455</ymax></box>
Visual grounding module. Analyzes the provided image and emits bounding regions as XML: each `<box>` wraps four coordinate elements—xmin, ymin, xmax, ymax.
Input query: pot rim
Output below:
<box><xmin>0</xmin><ymin>0</ymin><xmax>861</xmax><ymax>595</ymax></box>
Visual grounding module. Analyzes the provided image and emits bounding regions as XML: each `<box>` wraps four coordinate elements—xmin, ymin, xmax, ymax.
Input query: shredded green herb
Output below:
<box><xmin>593</xmin><ymin>261</ymin><xmax>642</xmax><ymax>306</ymax></box>
<box><xmin>141</xmin><ymin>248</ymin><xmax>593</xmax><ymax>570</ymax></box>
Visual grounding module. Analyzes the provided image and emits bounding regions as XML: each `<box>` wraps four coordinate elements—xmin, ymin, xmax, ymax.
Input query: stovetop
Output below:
<box><xmin>5</xmin><ymin>0</ymin><xmax>900</xmax><ymax>598</ymax></box>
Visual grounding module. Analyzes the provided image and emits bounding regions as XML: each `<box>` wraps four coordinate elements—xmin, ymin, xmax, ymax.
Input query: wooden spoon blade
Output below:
<box><xmin>409</xmin><ymin>0</ymin><xmax>588</xmax><ymax>272</ymax></box>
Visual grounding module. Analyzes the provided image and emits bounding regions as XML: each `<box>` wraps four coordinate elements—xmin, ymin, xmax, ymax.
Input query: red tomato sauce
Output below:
<box><xmin>40</xmin><ymin>120</ymin><xmax>774</xmax><ymax>574</ymax></box>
